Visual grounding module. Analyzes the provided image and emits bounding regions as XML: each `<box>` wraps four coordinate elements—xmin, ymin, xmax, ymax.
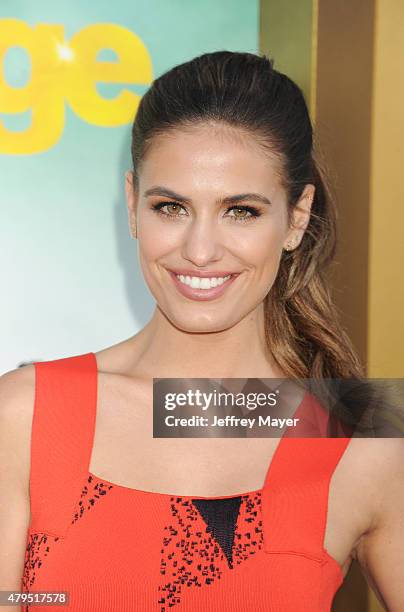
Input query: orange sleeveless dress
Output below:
<box><xmin>21</xmin><ymin>352</ymin><xmax>351</xmax><ymax>610</ymax></box>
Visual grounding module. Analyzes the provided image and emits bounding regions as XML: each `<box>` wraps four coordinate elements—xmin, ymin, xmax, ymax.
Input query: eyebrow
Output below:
<box><xmin>143</xmin><ymin>186</ymin><xmax>272</xmax><ymax>207</ymax></box>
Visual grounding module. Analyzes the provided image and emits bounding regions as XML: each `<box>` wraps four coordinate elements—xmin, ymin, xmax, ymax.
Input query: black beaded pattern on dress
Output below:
<box><xmin>71</xmin><ymin>473</ymin><xmax>114</xmax><ymax>524</ymax></box>
<box><xmin>22</xmin><ymin>473</ymin><xmax>113</xmax><ymax>597</ymax></box>
<box><xmin>158</xmin><ymin>491</ymin><xmax>263</xmax><ymax>610</ymax></box>
<box><xmin>22</xmin><ymin>533</ymin><xmax>60</xmax><ymax>591</ymax></box>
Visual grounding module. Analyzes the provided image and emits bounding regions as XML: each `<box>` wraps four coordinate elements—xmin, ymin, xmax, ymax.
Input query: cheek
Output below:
<box><xmin>237</xmin><ymin>224</ymin><xmax>284</xmax><ymax>271</ymax></box>
<box><xmin>139</xmin><ymin>214</ymin><xmax>182</xmax><ymax>257</ymax></box>
<box><xmin>138</xmin><ymin>233</ymin><xmax>161</xmax><ymax>262</ymax></box>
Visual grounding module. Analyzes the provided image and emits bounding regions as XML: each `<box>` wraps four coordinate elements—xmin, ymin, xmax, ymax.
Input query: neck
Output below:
<box><xmin>126</xmin><ymin>304</ymin><xmax>285</xmax><ymax>379</ymax></box>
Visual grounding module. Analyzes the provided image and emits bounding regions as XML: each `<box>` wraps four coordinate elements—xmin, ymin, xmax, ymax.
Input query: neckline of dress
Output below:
<box><xmin>87</xmin><ymin>469</ymin><xmax>263</xmax><ymax>500</ymax></box>
<box><xmin>86</xmin><ymin>351</ymin><xmax>308</xmax><ymax>500</ymax></box>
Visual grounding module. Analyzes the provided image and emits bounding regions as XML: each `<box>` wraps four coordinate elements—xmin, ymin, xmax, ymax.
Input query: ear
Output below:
<box><xmin>125</xmin><ymin>170</ymin><xmax>138</xmax><ymax>238</ymax></box>
<box><xmin>283</xmin><ymin>184</ymin><xmax>315</xmax><ymax>251</ymax></box>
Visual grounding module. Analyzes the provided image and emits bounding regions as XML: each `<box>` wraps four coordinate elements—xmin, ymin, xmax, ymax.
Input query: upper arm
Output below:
<box><xmin>355</xmin><ymin>438</ymin><xmax>404</xmax><ymax>611</ymax></box>
<box><xmin>0</xmin><ymin>365</ymin><xmax>35</xmax><ymax>595</ymax></box>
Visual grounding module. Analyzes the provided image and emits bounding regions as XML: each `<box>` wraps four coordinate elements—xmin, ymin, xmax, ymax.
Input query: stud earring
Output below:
<box><xmin>284</xmin><ymin>235</ymin><xmax>299</xmax><ymax>251</ymax></box>
<box><xmin>283</xmin><ymin>194</ymin><xmax>312</xmax><ymax>250</ymax></box>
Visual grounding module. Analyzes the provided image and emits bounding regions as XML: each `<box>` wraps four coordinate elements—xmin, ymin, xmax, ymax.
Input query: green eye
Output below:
<box><xmin>165</xmin><ymin>203</ymin><xmax>182</xmax><ymax>214</ymax></box>
<box><xmin>231</xmin><ymin>208</ymin><xmax>250</xmax><ymax>218</ymax></box>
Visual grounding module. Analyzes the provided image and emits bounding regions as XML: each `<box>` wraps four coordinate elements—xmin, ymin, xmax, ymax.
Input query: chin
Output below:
<box><xmin>167</xmin><ymin>311</ymin><xmax>237</xmax><ymax>334</ymax></box>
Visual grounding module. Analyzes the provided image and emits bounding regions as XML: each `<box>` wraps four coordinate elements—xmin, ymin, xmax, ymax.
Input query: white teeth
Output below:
<box><xmin>176</xmin><ymin>274</ymin><xmax>232</xmax><ymax>289</ymax></box>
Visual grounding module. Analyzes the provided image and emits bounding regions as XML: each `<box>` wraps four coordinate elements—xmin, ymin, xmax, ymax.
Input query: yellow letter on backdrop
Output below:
<box><xmin>0</xmin><ymin>20</ymin><xmax>153</xmax><ymax>154</ymax></box>
<box><xmin>0</xmin><ymin>19</ymin><xmax>66</xmax><ymax>154</ymax></box>
<box><xmin>67</xmin><ymin>23</ymin><xmax>153</xmax><ymax>126</ymax></box>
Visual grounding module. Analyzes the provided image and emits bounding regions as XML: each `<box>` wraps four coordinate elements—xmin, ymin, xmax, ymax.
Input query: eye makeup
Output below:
<box><xmin>150</xmin><ymin>201</ymin><xmax>263</xmax><ymax>223</ymax></box>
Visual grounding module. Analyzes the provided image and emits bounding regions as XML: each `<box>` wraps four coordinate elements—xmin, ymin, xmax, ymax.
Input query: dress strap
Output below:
<box><xmin>29</xmin><ymin>352</ymin><xmax>97</xmax><ymax>537</ymax></box>
<box><xmin>261</xmin><ymin>392</ymin><xmax>352</xmax><ymax>560</ymax></box>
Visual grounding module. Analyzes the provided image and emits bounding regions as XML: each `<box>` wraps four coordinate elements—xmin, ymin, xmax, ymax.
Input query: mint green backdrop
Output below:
<box><xmin>0</xmin><ymin>1</ymin><xmax>259</xmax><ymax>372</ymax></box>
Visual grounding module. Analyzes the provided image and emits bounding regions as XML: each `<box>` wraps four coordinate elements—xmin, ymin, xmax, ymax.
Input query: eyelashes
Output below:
<box><xmin>150</xmin><ymin>201</ymin><xmax>262</xmax><ymax>223</ymax></box>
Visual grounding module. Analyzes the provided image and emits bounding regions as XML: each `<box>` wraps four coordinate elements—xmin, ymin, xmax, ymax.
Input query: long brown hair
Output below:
<box><xmin>130</xmin><ymin>50</ymin><xmax>364</xmax><ymax>383</ymax></box>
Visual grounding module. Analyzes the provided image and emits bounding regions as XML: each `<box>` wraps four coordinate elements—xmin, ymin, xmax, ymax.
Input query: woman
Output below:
<box><xmin>1</xmin><ymin>51</ymin><xmax>403</xmax><ymax>611</ymax></box>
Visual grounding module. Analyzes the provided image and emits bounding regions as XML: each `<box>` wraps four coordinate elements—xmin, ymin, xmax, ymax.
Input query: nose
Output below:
<box><xmin>181</xmin><ymin>217</ymin><xmax>225</xmax><ymax>267</ymax></box>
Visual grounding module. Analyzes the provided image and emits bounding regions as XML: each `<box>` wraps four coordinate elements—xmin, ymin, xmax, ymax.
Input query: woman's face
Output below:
<box><xmin>126</xmin><ymin>124</ymin><xmax>313</xmax><ymax>333</ymax></box>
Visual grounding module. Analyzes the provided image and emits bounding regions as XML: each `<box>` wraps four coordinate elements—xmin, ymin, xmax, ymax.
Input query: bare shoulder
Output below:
<box><xmin>94</xmin><ymin>335</ymin><xmax>145</xmax><ymax>376</ymax></box>
<box><xmin>0</xmin><ymin>365</ymin><xmax>36</xmax><ymax>591</ymax></box>
<box><xmin>347</xmin><ymin>437</ymin><xmax>404</xmax><ymax>529</ymax></box>
<box><xmin>0</xmin><ymin>364</ymin><xmax>36</xmax><ymax>420</ymax></box>
<box><xmin>93</xmin><ymin>338</ymin><xmax>153</xmax><ymax>413</ymax></box>
<box><xmin>0</xmin><ymin>365</ymin><xmax>36</xmax><ymax>495</ymax></box>
<box><xmin>349</xmin><ymin>437</ymin><xmax>404</xmax><ymax>608</ymax></box>
<box><xmin>94</xmin><ymin>335</ymin><xmax>151</xmax><ymax>386</ymax></box>
<box><xmin>351</xmin><ymin>436</ymin><xmax>404</xmax><ymax>488</ymax></box>
<box><xmin>355</xmin><ymin>436</ymin><xmax>404</xmax><ymax>526</ymax></box>
<box><xmin>341</xmin><ymin>435</ymin><xmax>404</xmax><ymax>474</ymax></box>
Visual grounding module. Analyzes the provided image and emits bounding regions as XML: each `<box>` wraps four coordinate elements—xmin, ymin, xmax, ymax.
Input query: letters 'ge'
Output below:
<box><xmin>0</xmin><ymin>19</ymin><xmax>153</xmax><ymax>154</ymax></box>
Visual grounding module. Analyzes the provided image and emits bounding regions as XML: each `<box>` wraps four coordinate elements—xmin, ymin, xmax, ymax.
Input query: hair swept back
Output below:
<box><xmin>130</xmin><ymin>50</ymin><xmax>364</xmax><ymax>382</ymax></box>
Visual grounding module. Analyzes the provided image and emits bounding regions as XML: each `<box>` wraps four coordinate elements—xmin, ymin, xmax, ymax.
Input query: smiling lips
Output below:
<box><xmin>167</xmin><ymin>268</ymin><xmax>240</xmax><ymax>301</ymax></box>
